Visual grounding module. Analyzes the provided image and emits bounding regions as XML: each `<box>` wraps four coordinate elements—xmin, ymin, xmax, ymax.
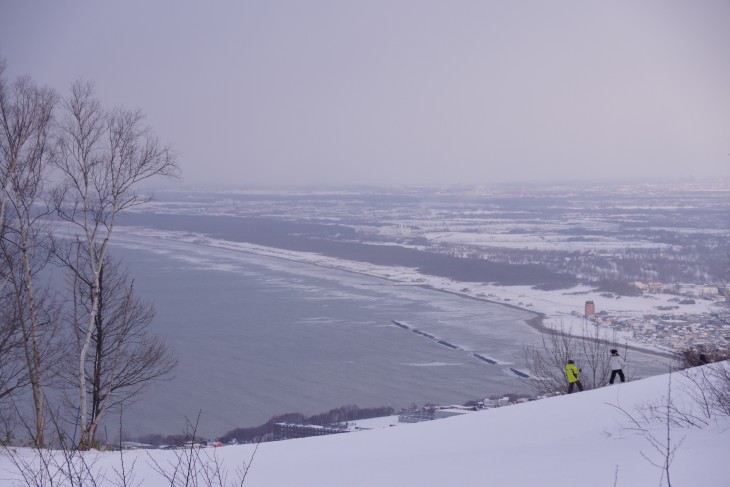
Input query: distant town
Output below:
<box><xmin>580</xmin><ymin>282</ymin><xmax>728</xmax><ymax>352</ymax></box>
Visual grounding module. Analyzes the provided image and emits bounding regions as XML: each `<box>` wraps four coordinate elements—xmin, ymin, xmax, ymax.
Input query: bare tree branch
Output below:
<box><xmin>53</xmin><ymin>80</ymin><xmax>179</xmax><ymax>449</ymax></box>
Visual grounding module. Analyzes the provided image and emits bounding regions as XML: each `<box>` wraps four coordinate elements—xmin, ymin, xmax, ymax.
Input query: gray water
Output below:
<box><xmin>104</xmin><ymin>231</ymin><xmax>665</xmax><ymax>438</ymax></box>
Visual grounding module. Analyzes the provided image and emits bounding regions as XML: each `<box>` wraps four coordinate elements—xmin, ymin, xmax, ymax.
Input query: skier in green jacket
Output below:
<box><xmin>565</xmin><ymin>360</ymin><xmax>584</xmax><ymax>393</ymax></box>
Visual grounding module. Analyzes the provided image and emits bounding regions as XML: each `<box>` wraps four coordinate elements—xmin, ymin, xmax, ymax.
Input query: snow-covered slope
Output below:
<box><xmin>3</xmin><ymin>367</ymin><xmax>729</xmax><ymax>486</ymax></box>
<box><xmin>230</xmin><ymin>369</ymin><xmax>729</xmax><ymax>486</ymax></box>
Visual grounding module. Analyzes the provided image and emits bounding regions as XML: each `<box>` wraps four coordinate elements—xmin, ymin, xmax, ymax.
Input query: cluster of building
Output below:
<box><xmin>633</xmin><ymin>282</ymin><xmax>727</xmax><ymax>299</ymax></box>
<box><xmin>603</xmin><ymin>314</ymin><xmax>729</xmax><ymax>352</ymax></box>
<box><xmin>583</xmin><ymin>297</ymin><xmax>730</xmax><ymax>352</ymax></box>
<box><xmin>273</xmin><ymin>422</ymin><xmax>350</xmax><ymax>439</ymax></box>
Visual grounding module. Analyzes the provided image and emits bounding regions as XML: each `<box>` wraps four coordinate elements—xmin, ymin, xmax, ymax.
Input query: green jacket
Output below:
<box><xmin>565</xmin><ymin>363</ymin><xmax>580</xmax><ymax>383</ymax></box>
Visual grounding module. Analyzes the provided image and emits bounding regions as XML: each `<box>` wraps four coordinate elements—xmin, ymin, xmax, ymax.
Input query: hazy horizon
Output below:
<box><xmin>2</xmin><ymin>1</ymin><xmax>728</xmax><ymax>188</ymax></box>
<box><xmin>151</xmin><ymin>175</ymin><xmax>730</xmax><ymax>192</ymax></box>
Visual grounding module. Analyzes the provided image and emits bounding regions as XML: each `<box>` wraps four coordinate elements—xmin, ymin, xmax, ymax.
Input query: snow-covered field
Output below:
<box><xmin>2</xmin><ymin>366</ymin><xmax>728</xmax><ymax>486</ymax></box>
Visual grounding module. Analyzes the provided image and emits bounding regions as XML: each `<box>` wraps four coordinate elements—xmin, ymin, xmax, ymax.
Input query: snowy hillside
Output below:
<box><xmin>3</xmin><ymin>366</ymin><xmax>729</xmax><ymax>486</ymax></box>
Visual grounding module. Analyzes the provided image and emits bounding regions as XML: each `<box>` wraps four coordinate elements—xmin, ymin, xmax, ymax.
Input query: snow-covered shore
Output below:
<box><xmin>113</xmin><ymin>225</ymin><xmax>725</xmax><ymax>353</ymax></box>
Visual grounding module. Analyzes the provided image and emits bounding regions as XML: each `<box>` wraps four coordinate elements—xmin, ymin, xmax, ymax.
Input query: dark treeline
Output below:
<box><xmin>135</xmin><ymin>404</ymin><xmax>395</xmax><ymax>446</ymax></box>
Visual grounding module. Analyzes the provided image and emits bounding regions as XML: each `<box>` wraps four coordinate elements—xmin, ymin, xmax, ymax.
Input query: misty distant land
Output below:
<box><xmin>106</xmin><ymin>181</ymin><xmax>730</xmax><ymax>442</ymax></box>
<box><xmin>126</xmin><ymin>180</ymin><xmax>730</xmax><ymax>296</ymax></box>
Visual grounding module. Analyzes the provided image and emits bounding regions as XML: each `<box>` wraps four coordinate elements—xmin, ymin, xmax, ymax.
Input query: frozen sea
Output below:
<box><xmin>103</xmin><ymin>229</ymin><xmax>669</xmax><ymax>438</ymax></box>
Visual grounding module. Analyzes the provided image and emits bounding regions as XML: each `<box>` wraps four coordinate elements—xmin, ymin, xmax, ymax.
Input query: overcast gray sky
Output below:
<box><xmin>1</xmin><ymin>1</ymin><xmax>728</xmax><ymax>188</ymax></box>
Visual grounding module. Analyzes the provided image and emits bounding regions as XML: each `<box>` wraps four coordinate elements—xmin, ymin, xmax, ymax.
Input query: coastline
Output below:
<box><xmin>421</xmin><ymin>286</ymin><xmax>674</xmax><ymax>360</ymax></box>
<box><xmin>114</xmin><ymin>225</ymin><xmax>682</xmax><ymax>360</ymax></box>
<box><xmin>108</xmin><ymin>225</ymin><xmax>685</xmax><ymax>438</ymax></box>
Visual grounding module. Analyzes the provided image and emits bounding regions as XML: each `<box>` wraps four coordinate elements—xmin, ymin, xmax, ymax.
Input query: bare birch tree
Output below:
<box><xmin>53</xmin><ymin>80</ymin><xmax>179</xmax><ymax>448</ymax></box>
<box><xmin>60</xmin><ymin>255</ymin><xmax>176</xmax><ymax>445</ymax></box>
<box><xmin>0</xmin><ymin>61</ymin><xmax>58</xmax><ymax>446</ymax></box>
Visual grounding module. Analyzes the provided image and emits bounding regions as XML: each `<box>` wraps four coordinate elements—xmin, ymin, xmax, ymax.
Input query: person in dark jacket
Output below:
<box><xmin>565</xmin><ymin>360</ymin><xmax>583</xmax><ymax>393</ymax></box>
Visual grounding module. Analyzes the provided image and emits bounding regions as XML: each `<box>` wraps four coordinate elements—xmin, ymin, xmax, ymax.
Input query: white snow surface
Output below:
<box><xmin>2</xmin><ymin>367</ymin><xmax>728</xmax><ymax>486</ymax></box>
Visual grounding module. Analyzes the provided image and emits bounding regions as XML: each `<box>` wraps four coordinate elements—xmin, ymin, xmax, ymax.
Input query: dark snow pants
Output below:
<box><xmin>567</xmin><ymin>380</ymin><xmax>583</xmax><ymax>393</ymax></box>
<box><xmin>609</xmin><ymin>369</ymin><xmax>625</xmax><ymax>384</ymax></box>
